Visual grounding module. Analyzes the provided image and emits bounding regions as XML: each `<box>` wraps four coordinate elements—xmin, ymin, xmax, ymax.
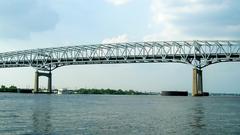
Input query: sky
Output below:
<box><xmin>0</xmin><ymin>0</ymin><xmax>240</xmax><ymax>93</ymax></box>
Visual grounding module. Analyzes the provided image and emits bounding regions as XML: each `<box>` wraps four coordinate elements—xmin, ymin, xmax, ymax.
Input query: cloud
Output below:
<box><xmin>105</xmin><ymin>0</ymin><xmax>131</xmax><ymax>6</ymax></box>
<box><xmin>102</xmin><ymin>34</ymin><xmax>128</xmax><ymax>44</ymax></box>
<box><xmin>144</xmin><ymin>25</ymin><xmax>187</xmax><ymax>41</ymax></box>
<box><xmin>0</xmin><ymin>0</ymin><xmax>59</xmax><ymax>39</ymax></box>
<box><xmin>144</xmin><ymin>0</ymin><xmax>240</xmax><ymax>41</ymax></box>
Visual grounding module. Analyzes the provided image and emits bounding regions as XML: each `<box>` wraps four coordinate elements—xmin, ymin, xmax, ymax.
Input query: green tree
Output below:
<box><xmin>9</xmin><ymin>85</ymin><xmax>17</xmax><ymax>90</ymax></box>
<box><xmin>1</xmin><ymin>85</ymin><xmax>6</xmax><ymax>90</ymax></box>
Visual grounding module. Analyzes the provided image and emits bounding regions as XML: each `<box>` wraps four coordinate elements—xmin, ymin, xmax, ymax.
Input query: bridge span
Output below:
<box><xmin>1</xmin><ymin>40</ymin><xmax>240</xmax><ymax>96</ymax></box>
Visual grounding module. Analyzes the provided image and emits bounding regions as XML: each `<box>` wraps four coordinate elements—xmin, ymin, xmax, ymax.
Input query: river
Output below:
<box><xmin>0</xmin><ymin>93</ymin><xmax>239</xmax><ymax>135</ymax></box>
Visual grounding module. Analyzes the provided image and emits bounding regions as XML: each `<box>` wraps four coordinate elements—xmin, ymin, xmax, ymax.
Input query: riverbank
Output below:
<box><xmin>0</xmin><ymin>85</ymin><xmax>158</xmax><ymax>95</ymax></box>
<box><xmin>56</xmin><ymin>88</ymin><xmax>159</xmax><ymax>95</ymax></box>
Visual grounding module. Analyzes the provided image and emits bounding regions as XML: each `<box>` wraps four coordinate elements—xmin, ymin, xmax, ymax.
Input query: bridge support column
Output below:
<box><xmin>34</xmin><ymin>70</ymin><xmax>52</xmax><ymax>93</ymax></box>
<box><xmin>192</xmin><ymin>68</ymin><xmax>203</xmax><ymax>96</ymax></box>
<box><xmin>48</xmin><ymin>72</ymin><xmax>52</xmax><ymax>93</ymax></box>
<box><xmin>34</xmin><ymin>71</ymin><xmax>39</xmax><ymax>93</ymax></box>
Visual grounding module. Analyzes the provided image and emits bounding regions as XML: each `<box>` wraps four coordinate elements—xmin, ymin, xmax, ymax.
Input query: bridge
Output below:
<box><xmin>0</xmin><ymin>40</ymin><xmax>240</xmax><ymax>96</ymax></box>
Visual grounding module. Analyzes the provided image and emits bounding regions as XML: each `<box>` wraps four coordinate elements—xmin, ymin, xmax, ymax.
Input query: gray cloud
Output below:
<box><xmin>147</xmin><ymin>0</ymin><xmax>240</xmax><ymax>40</ymax></box>
<box><xmin>177</xmin><ymin>0</ymin><xmax>240</xmax><ymax>38</ymax></box>
<box><xmin>0</xmin><ymin>0</ymin><xmax>59</xmax><ymax>39</ymax></box>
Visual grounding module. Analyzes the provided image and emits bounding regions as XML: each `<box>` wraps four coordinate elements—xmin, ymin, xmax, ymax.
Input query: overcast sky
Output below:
<box><xmin>0</xmin><ymin>0</ymin><xmax>240</xmax><ymax>93</ymax></box>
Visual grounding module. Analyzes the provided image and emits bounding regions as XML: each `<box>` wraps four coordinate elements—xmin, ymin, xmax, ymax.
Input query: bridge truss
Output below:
<box><xmin>0</xmin><ymin>40</ymin><xmax>240</xmax><ymax>71</ymax></box>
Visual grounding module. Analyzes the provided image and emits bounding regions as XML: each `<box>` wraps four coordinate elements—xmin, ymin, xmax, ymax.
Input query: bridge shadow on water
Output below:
<box><xmin>189</xmin><ymin>98</ymin><xmax>206</xmax><ymax>135</ymax></box>
<box><xmin>31</xmin><ymin>95</ymin><xmax>53</xmax><ymax>134</ymax></box>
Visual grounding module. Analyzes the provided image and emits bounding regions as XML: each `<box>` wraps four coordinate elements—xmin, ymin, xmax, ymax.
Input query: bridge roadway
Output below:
<box><xmin>0</xmin><ymin>40</ymin><xmax>240</xmax><ymax>96</ymax></box>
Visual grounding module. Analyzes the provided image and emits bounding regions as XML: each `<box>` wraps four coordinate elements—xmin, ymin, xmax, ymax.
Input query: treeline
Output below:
<box><xmin>75</xmin><ymin>88</ymin><xmax>152</xmax><ymax>95</ymax></box>
<box><xmin>0</xmin><ymin>85</ymin><xmax>157</xmax><ymax>95</ymax></box>
<box><xmin>0</xmin><ymin>85</ymin><xmax>18</xmax><ymax>92</ymax></box>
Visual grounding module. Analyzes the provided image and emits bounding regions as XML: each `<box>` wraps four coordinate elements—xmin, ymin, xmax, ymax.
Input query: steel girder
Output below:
<box><xmin>0</xmin><ymin>40</ymin><xmax>240</xmax><ymax>71</ymax></box>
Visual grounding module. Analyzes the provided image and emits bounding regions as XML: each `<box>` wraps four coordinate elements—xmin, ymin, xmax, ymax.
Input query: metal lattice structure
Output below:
<box><xmin>0</xmin><ymin>40</ymin><xmax>240</xmax><ymax>71</ymax></box>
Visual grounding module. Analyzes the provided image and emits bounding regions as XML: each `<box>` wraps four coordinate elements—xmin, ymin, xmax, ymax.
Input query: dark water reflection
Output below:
<box><xmin>189</xmin><ymin>99</ymin><xmax>206</xmax><ymax>135</ymax></box>
<box><xmin>32</xmin><ymin>95</ymin><xmax>53</xmax><ymax>134</ymax></box>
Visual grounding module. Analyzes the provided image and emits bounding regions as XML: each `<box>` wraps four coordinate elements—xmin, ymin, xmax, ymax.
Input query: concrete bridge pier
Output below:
<box><xmin>192</xmin><ymin>68</ymin><xmax>203</xmax><ymax>96</ymax></box>
<box><xmin>34</xmin><ymin>70</ymin><xmax>52</xmax><ymax>93</ymax></box>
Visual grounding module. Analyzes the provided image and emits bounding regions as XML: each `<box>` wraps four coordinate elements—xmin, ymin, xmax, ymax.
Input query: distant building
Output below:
<box><xmin>57</xmin><ymin>89</ymin><xmax>74</xmax><ymax>94</ymax></box>
<box><xmin>52</xmin><ymin>89</ymin><xmax>58</xmax><ymax>94</ymax></box>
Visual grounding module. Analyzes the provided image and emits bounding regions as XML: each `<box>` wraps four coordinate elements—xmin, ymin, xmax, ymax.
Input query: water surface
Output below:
<box><xmin>0</xmin><ymin>93</ymin><xmax>239</xmax><ymax>135</ymax></box>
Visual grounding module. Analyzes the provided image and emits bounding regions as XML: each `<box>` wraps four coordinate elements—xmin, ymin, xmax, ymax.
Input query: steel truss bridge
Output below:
<box><xmin>0</xmin><ymin>40</ymin><xmax>240</xmax><ymax>96</ymax></box>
